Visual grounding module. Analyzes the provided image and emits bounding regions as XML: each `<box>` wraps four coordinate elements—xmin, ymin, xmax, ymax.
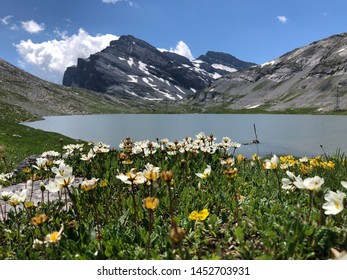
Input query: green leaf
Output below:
<box><xmin>234</xmin><ymin>227</ymin><xmax>244</xmax><ymax>242</ymax></box>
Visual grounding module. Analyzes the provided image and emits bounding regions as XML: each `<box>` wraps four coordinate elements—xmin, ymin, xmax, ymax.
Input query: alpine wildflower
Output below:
<box><xmin>189</xmin><ymin>209</ymin><xmax>209</xmax><ymax>221</ymax></box>
<box><xmin>322</xmin><ymin>190</ymin><xmax>345</xmax><ymax>215</ymax></box>
<box><xmin>195</xmin><ymin>165</ymin><xmax>211</xmax><ymax>179</ymax></box>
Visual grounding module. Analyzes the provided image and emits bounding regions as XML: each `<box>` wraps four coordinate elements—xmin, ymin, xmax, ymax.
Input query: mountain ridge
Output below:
<box><xmin>192</xmin><ymin>32</ymin><xmax>347</xmax><ymax>112</ymax></box>
<box><xmin>62</xmin><ymin>35</ymin><xmax>255</xmax><ymax>101</ymax></box>
<box><xmin>1</xmin><ymin>32</ymin><xmax>347</xmax><ymax>119</ymax></box>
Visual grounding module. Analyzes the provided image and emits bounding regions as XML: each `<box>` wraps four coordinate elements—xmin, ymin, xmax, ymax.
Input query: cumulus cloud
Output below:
<box><xmin>21</xmin><ymin>20</ymin><xmax>45</xmax><ymax>33</ymax></box>
<box><xmin>15</xmin><ymin>28</ymin><xmax>119</xmax><ymax>83</ymax></box>
<box><xmin>169</xmin><ymin>41</ymin><xmax>194</xmax><ymax>60</ymax></box>
<box><xmin>277</xmin><ymin>16</ymin><xmax>288</xmax><ymax>24</ymax></box>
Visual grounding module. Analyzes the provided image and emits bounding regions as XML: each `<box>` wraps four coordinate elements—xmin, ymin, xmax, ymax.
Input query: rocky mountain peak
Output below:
<box><xmin>196</xmin><ymin>32</ymin><xmax>347</xmax><ymax>112</ymax></box>
<box><xmin>62</xmin><ymin>35</ymin><xmax>255</xmax><ymax>102</ymax></box>
<box><xmin>197</xmin><ymin>51</ymin><xmax>255</xmax><ymax>70</ymax></box>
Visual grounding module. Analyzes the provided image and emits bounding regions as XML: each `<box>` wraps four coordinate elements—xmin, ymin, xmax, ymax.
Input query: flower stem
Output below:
<box><xmin>131</xmin><ymin>183</ymin><xmax>138</xmax><ymax>228</ymax></box>
<box><xmin>274</xmin><ymin>169</ymin><xmax>282</xmax><ymax>202</ymax></box>
<box><xmin>0</xmin><ymin>204</ymin><xmax>4</xmax><ymax>220</ymax></box>
<box><xmin>146</xmin><ymin>209</ymin><xmax>153</xmax><ymax>258</ymax></box>
<box><xmin>306</xmin><ymin>192</ymin><xmax>313</xmax><ymax>223</ymax></box>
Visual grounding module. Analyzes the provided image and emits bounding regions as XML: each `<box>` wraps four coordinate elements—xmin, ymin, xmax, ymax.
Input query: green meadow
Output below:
<box><xmin>0</xmin><ymin>131</ymin><xmax>346</xmax><ymax>260</ymax></box>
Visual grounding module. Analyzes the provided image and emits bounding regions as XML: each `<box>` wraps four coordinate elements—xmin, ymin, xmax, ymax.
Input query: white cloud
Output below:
<box><xmin>102</xmin><ymin>0</ymin><xmax>135</xmax><ymax>5</ymax></box>
<box><xmin>15</xmin><ymin>28</ymin><xmax>119</xmax><ymax>83</ymax></box>
<box><xmin>277</xmin><ymin>16</ymin><xmax>288</xmax><ymax>24</ymax></box>
<box><xmin>21</xmin><ymin>20</ymin><xmax>45</xmax><ymax>33</ymax></box>
<box><xmin>102</xmin><ymin>0</ymin><xmax>122</xmax><ymax>3</ymax></box>
<box><xmin>169</xmin><ymin>41</ymin><xmax>194</xmax><ymax>60</ymax></box>
<box><xmin>0</xmin><ymin>15</ymin><xmax>13</xmax><ymax>25</ymax></box>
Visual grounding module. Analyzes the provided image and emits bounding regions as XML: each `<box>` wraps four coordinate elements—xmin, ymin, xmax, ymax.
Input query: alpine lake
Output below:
<box><xmin>23</xmin><ymin>114</ymin><xmax>347</xmax><ymax>158</ymax></box>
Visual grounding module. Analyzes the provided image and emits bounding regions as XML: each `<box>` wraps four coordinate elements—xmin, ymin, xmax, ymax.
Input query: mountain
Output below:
<box><xmin>0</xmin><ymin>58</ymin><xmax>147</xmax><ymax>121</ymax></box>
<box><xmin>194</xmin><ymin>33</ymin><xmax>347</xmax><ymax>112</ymax></box>
<box><xmin>62</xmin><ymin>35</ymin><xmax>255</xmax><ymax>101</ymax></box>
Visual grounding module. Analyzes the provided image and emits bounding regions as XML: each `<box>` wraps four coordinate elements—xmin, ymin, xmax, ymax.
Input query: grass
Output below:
<box><xmin>0</xmin><ymin>101</ymin><xmax>80</xmax><ymax>173</ymax></box>
<box><xmin>0</xmin><ymin>135</ymin><xmax>346</xmax><ymax>260</ymax></box>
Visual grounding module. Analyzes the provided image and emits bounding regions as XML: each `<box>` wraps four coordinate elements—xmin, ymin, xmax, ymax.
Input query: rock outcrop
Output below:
<box><xmin>63</xmin><ymin>35</ymin><xmax>255</xmax><ymax>101</ymax></box>
<box><xmin>195</xmin><ymin>33</ymin><xmax>347</xmax><ymax>112</ymax></box>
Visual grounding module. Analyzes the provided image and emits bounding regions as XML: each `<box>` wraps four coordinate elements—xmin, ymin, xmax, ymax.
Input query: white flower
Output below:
<box><xmin>196</xmin><ymin>165</ymin><xmax>211</xmax><ymax>179</ymax></box>
<box><xmin>80</xmin><ymin>149</ymin><xmax>95</xmax><ymax>161</ymax></box>
<box><xmin>299</xmin><ymin>156</ymin><xmax>309</xmax><ymax>163</ymax></box>
<box><xmin>195</xmin><ymin>132</ymin><xmax>206</xmax><ymax>140</ymax></box>
<box><xmin>41</xmin><ymin>150</ymin><xmax>60</xmax><ymax>157</ymax></box>
<box><xmin>341</xmin><ymin>181</ymin><xmax>347</xmax><ymax>189</ymax></box>
<box><xmin>263</xmin><ymin>155</ymin><xmax>279</xmax><ymax>170</ymax></box>
<box><xmin>55</xmin><ymin>172</ymin><xmax>75</xmax><ymax>189</ymax></box>
<box><xmin>322</xmin><ymin>190</ymin><xmax>345</xmax><ymax>215</ymax></box>
<box><xmin>81</xmin><ymin>178</ymin><xmax>99</xmax><ymax>191</ymax></box>
<box><xmin>50</xmin><ymin>163</ymin><xmax>75</xmax><ymax>190</ymax></box>
<box><xmin>45</xmin><ymin>180</ymin><xmax>61</xmax><ymax>193</ymax></box>
<box><xmin>0</xmin><ymin>172</ymin><xmax>13</xmax><ymax>183</ymax></box>
<box><xmin>302</xmin><ymin>176</ymin><xmax>324</xmax><ymax>191</ymax></box>
<box><xmin>45</xmin><ymin>225</ymin><xmax>64</xmax><ymax>243</ymax></box>
<box><xmin>132</xmin><ymin>145</ymin><xmax>143</xmax><ymax>155</ymax></box>
<box><xmin>51</xmin><ymin>162</ymin><xmax>73</xmax><ymax>177</ymax></box>
<box><xmin>330</xmin><ymin>248</ymin><xmax>347</xmax><ymax>260</ymax></box>
<box><xmin>32</xmin><ymin>157</ymin><xmax>48</xmax><ymax>170</ymax></box>
<box><xmin>32</xmin><ymin>238</ymin><xmax>45</xmax><ymax>249</ymax></box>
<box><xmin>9</xmin><ymin>189</ymin><xmax>28</xmax><ymax>206</ymax></box>
<box><xmin>282</xmin><ymin>171</ymin><xmax>302</xmax><ymax>190</ymax></box>
<box><xmin>143</xmin><ymin>163</ymin><xmax>160</xmax><ymax>182</ymax></box>
<box><xmin>116</xmin><ymin>174</ymin><xmax>132</xmax><ymax>185</ymax></box>
<box><xmin>230</xmin><ymin>142</ymin><xmax>241</xmax><ymax>149</ymax></box>
<box><xmin>220</xmin><ymin>158</ymin><xmax>235</xmax><ymax>167</ymax></box>
<box><xmin>93</xmin><ymin>142</ymin><xmax>110</xmax><ymax>154</ymax></box>
<box><xmin>1</xmin><ymin>191</ymin><xmax>13</xmax><ymax>201</ymax></box>
<box><xmin>116</xmin><ymin>168</ymin><xmax>145</xmax><ymax>185</ymax></box>
<box><xmin>0</xmin><ymin>173</ymin><xmax>7</xmax><ymax>183</ymax></box>
<box><xmin>53</xmin><ymin>159</ymin><xmax>65</xmax><ymax>165</ymax></box>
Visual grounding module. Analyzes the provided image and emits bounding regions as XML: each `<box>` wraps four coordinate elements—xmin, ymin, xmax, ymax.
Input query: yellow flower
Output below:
<box><xmin>100</xmin><ymin>179</ymin><xmax>108</xmax><ymax>188</ymax></box>
<box><xmin>252</xmin><ymin>154</ymin><xmax>259</xmax><ymax>161</ymax></box>
<box><xmin>323</xmin><ymin>161</ymin><xmax>335</xmax><ymax>169</ymax></box>
<box><xmin>30</xmin><ymin>213</ymin><xmax>47</xmax><ymax>226</ymax></box>
<box><xmin>143</xmin><ymin>197</ymin><xmax>159</xmax><ymax>210</ymax></box>
<box><xmin>189</xmin><ymin>209</ymin><xmax>209</xmax><ymax>221</ymax></box>
<box><xmin>23</xmin><ymin>167</ymin><xmax>31</xmax><ymax>174</ymax></box>
<box><xmin>25</xmin><ymin>201</ymin><xmax>35</xmax><ymax>208</ymax></box>
<box><xmin>45</xmin><ymin>225</ymin><xmax>64</xmax><ymax>243</ymax></box>
<box><xmin>310</xmin><ymin>158</ymin><xmax>320</xmax><ymax>167</ymax></box>
<box><xmin>237</xmin><ymin>154</ymin><xmax>246</xmax><ymax>162</ymax></box>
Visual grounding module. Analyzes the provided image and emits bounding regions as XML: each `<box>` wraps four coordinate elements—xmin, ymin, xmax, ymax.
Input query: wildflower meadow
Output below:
<box><xmin>0</xmin><ymin>132</ymin><xmax>346</xmax><ymax>260</ymax></box>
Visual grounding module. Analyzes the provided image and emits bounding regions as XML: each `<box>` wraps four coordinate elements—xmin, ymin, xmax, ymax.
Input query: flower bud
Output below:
<box><xmin>169</xmin><ymin>226</ymin><xmax>185</xmax><ymax>245</ymax></box>
<box><xmin>161</xmin><ymin>170</ymin><xmax>173</xmax><ymax>182</ymax></box>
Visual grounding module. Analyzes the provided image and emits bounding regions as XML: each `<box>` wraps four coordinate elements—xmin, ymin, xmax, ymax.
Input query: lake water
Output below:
<box><xmin>23</xmin><ymin>114</ymin><xmax>347</xmax><ymax>157</ymax></box>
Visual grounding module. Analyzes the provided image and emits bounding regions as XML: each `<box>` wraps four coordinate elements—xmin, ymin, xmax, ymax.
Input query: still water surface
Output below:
<box><xmin>23</xmin><ymin>114</ymin><xmax>347</xmax><ymax>157</ymax></box>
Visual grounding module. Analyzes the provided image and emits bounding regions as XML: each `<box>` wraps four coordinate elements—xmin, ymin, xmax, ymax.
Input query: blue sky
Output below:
<box><xmin>1</xmin><ymin>0</ymin><xmax>347</xmax><ymax>84</ymax></box>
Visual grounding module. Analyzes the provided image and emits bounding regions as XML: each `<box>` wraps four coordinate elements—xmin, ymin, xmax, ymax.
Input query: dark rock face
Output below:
<box><xmin>195</xmin><ymin>51</ymin><xmax>256</xmax><ymax>77</ymax></box>
<box><xmin>63</xmin><ymin>35</ymin><xmax>255</xmax><ymax>101</ymax></box>
<box><xmin>196</xmin><ymin>32</ymin><xmax>347</xmax><ymax>111</ymax></box>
